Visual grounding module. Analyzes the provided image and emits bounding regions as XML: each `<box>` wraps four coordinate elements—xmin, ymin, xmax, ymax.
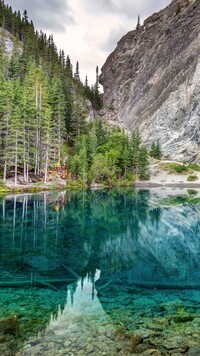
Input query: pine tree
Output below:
<box><xmin>136</xmin><ymin>15</ymin><xmax>140</xmax><ymax>30</ymax></box>
<box><xmin>87</xmin><ymin>126</ymin><xmax>98</xmax><ymax>168</ymax></box>
<box><xmin>122</xmin><ymin>136</ymin><xmax>132</xmax><ymax>178</ymax></box>
<box><xmin>78</xmin><ymin>136</ymin><xmax>88</xmax><ymax>182</ymax></box>
<box><xmin>5</xmin><ymin>79</ymin><xmax>24</xmax><ymax>185</ymax></box>
<box><xmin>74</xmin><ymin>61</ymin><xmax>80</xmax><ymax>81</ymax></box>
<box><xmin>95</xmin><ymin>119</ymin><xmax>107</xmax><ymax>147</ymax></box>
<box><xmin>138</xmin><ymin>146</ymin><xmax>150</xmax><ymax>180</ymax></box>
<box><xmin>50</xmin><ymin>77</ymin><xmax>66</xmax><ymax>163</ymax></box>
<box><xmin>131</xmin><ymin>129</ymin><xmax>141</xmax><ymax>174</ymax></box>
<box><xmin>0</xmin><ymin>69</ymin><xmax>12</xmax><ymax>180</ymax></box>
<box><xmin>149</xmin><ymin>141</ymin><xmax>162</xmax><ymax>160</ymax></box>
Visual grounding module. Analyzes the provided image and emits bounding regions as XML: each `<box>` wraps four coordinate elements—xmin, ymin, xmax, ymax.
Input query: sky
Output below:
<box><xmin>7</xmin><ymin>0</ymin><xmax>171</xmax><ymax>86</ymax></box>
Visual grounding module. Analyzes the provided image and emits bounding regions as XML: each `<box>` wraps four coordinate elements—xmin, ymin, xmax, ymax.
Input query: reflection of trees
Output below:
<box><xmin>0</xmin><ymin>189</ymin><xmax>162</xmax><ymax>352</ymax></box>
<box><xmin>0</xmin><ymin>189</ymin><xmax>160</xmax><ymax>282</ymax></box>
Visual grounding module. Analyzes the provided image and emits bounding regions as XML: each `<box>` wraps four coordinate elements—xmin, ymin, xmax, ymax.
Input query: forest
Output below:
<box><xmin>0</xmin><ymin>0</ymin><xmax>159</xmax><ymax>187</ymax></box>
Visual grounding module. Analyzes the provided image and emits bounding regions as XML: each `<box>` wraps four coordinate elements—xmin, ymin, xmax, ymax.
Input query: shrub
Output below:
<box><xmin>0</xmin><ymin>179</ymin><xmax>6</xmax><ymax>188</ymax></box>
<box><xmin>187</xmin><ymin>189</ymin><xmax>198</xmax><ymax>195</ymax></box>
<box><xmin>175</xmin><ymin>2</ymin><xmax>181</xmax><ymax>15</ymax></box>
<box><xmin>160</xmin><ymin>163</ymin><xmax>190</xmax><ymax>174</ymax></box>
<box><xmin>188</xmin><ymin>163</ymin><xmax>200</xmax><ymax>172</ymax></box>
<box><xmin>187</xmin><ymin>175</ymin><xmax>198</xmax><ymax>182</ymax></box>
<box><xmin>187</xmin><ymin>189</ymin><xmax>198</xmax><ymax>196</ymax></box>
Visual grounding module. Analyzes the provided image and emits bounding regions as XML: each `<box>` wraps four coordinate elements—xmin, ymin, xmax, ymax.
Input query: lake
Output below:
<box><xmin>0</xmin><ymin>188</ymin><xmax>200</xmax><ymax>355</ymax></box>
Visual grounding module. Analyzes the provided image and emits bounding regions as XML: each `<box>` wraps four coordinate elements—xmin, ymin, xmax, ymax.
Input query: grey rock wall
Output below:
<box><xmin>100</xmin><ymin>0</ymin><xmax>200</xmax><ymax>162</ymax></box>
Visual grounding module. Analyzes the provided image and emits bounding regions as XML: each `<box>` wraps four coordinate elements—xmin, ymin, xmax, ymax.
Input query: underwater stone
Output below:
<box><xmin>0</xmin><ymin>316</ymin><xmax>18</xmax><ymax>335</ymax></box>
<box><xmin>0</xmin><ymin>335</ymin><xmax>6</xmax><ymax>343</ymax></box>
<box><xmin>188</xmin><ymin>346</ymin><xmax>200</xmax><ymax>356</ymax></box>
<box><xmin>174</xmin><ymin>314</ymin><xmax>194</xmax><ymax>323</ymax></box>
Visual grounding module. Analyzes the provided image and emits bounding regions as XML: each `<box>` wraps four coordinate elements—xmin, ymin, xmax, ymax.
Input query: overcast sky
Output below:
<box><xmin>7</xmin><ymin>0</ymin><xmax>171</xmax><ymax>85</ymax></box>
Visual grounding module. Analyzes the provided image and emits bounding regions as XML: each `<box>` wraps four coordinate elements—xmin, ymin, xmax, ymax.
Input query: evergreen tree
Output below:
<box><xmin>50</xmin><ymin>77</ymin><xmax>66</xmax><ymax>163</ymax></box>
<box><xmin>122</xmin><ymin>136</ymin><xmax>132</xmax><ymax>178</ymax></box>
<box><xmin>87</xmin><ymin>126</ymin><xmax>98</xmax><ymax>168</ymax></box>
<box><xmin>74</xmin><ymin>61</ymin><xmax>80</xmax><ymax>81</ymax></box>
<box><xmin>0</xmin><ymin>69</ymin><xmax>12</xmax><ymax>180</ymax></box>
<box><xmin>131</xmin><ymin>129</ymin><xmax>141</xmax><ymax>174</ymax></box>
<box><xmin>95</xmin><ymin>119</ymin><xmax>107</xmax><ymax>147</ymax></box>
<box><xmin>78</xmin><ymin>136</ymin><xmax>88</xmax><ymax>182</ymax></box>
<box><xmin>138</xmin><ymin>146</ymin><xmax>150</xmax><ymax>180</ymax></box>
<box><xmin>136</xmin><ymin>15</ymin><xmax>140</xmax><ymax>30</ymax></box>
<box><xmin>5</xmin><ymin>79</ymin><xmax>23</xmax><ymax>185</ymax></box>
<box><xmin>149</xmin><ymin>141</ymin><xmax>162</xmax><ymax>160</ymax></box>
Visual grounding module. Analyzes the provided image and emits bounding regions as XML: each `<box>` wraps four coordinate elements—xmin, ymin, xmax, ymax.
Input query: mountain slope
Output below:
<box><xmin>100</xmin><ymin>0</ymin><xmax>200</xmax><ymax>162</ymax></box>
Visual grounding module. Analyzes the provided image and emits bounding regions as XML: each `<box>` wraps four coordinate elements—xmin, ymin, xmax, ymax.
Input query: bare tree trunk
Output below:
<box><xmin>23</xmin><ymin>117</ymin><xmax>27</xmax><ymax>182</ymax></box>
<box><xmin>35</xmin><ymin>80</ymin><xmax>39</xmax><ymax>175</ymax></box>
<box><xmin>14</xmin><ymin>131</ymin><xmax>18</xmax><ymax>187</ymax></box>
<box><xmin>3</xmin><ymin>112</ymin><xmax>10</xmax><ymax>182</ymax></box>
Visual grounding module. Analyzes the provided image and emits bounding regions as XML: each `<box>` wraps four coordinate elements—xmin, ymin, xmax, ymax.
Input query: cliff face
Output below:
<box><xmin>0</xmin><ymin>27</ymin><xmax>22</xmax><ymax>58</ymax></box>
<box><xmin>100</xmin><ymin>0</ymin><xmax>200</xmax><ymax>162</ymax></box>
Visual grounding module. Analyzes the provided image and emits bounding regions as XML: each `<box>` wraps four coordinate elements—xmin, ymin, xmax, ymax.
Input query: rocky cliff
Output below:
<box><xmin>0</xmin><ymin>27</ymin><xmax>21</xmax><ymax>57</ymax></box>
<box><xmin>100</xmin><ymin>0</ymin><xmax>200</xmax><ymax>162</ymax></box>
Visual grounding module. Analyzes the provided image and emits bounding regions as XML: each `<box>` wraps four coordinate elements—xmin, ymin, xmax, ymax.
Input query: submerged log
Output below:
<box><xmin>61</xmin><ymin>263</ymin><xmax>80</xmax><ymax>279</ymax></box>
<box><xmin>0</xmin><ymin>278</ymin><xmax>77</xmax><ymax>289</ymax></box>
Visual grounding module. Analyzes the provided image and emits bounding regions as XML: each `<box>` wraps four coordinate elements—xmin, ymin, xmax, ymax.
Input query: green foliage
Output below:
<box><xmin>160</xmin><ymin>162</ymin><xmax>190</xmax><ymax>174</ymax></box>
<box><xmin>131</xmin><ymin>129</ymin><xmax>141</xmax><ymax>173</ymax></box>
<box><xmin>188</xmin><ymin>163</ymin><xmax>200</xmax><ymax>172</ymax></box>
<box><xmin>175</xmin><ymin>2</ymin><xmax>181</xmax><ymax>15</ymax></box>
<box><xmin>68</xmin><ymin>123</ymin><xmax>150</xmax><ymax>185</ymax></box>
<box><xmin>149</xmin><ymin>141</ymin><xmax>162</xmax><ymax>160</ymax></box>
<box><xmin>187</xmin><ymin>189</ymin><xmax>198</xmax><ymax>196</ymax></box>
<box><xmin>159</xmin><ymin>194</ymin><xmax>200</xmax><ymax>206</ymax></box>
<box><xmin>159</xmin><ymin>195</ymin><xmax>188</xmax><ymax>206</ymax></box>
<box><xmin>89</xmin><ymin>154</ymin><xmax>113</xmax><ymax>183</ymax></box>
<box><xmin>0</xmin><ymin>179</ymin><xmax>6</xmax><ymax>188</ymax></box>
<box><xmin>138</xmin><ymin>146</ymin><xmax>150</xmax><ymax>180</ymax></box>
<box><xmin>187</xmin><ymin>175</ymin><xmax>198</xmax><ymax>182</ymax></box>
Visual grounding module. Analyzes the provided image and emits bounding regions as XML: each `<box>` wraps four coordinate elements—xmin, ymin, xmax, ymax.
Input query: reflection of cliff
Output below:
<box><xmin>97</xmin><ymin>204</ymin><xmax>200</xmax><ymax>288</ymax></box>
<box><xmin>1</xmin><ymin>189</ymin><xmax>200</xmax><ymax>289</ymax></box>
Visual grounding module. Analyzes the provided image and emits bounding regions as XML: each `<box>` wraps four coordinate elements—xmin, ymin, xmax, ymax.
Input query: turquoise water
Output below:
<box><xmin>0</xmin><ymin>188</ymin><xmax>200</xmax><ymax>355</ymax></box>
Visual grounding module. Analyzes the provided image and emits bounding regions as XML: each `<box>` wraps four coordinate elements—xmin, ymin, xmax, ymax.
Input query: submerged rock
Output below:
<box><xmin>0</xmin><ymin>316</ymin><xmax>18</xmax><ymax>335</ymax></box>
<box><xmin>20</xmin><ymin>256</ymin><xmax>59</xmax><ymax>272</ymax></box>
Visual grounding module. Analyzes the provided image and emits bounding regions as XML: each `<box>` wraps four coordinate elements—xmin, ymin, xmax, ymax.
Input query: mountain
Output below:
<box><xmin>0</xmin><ymin>1</ymin><xmax>103</xmax><ymax>185</ymax></box>
<box><xmin>99</xmin><ymin>0</ymin><xmax>200</xmax><ymax>162</ymax></box>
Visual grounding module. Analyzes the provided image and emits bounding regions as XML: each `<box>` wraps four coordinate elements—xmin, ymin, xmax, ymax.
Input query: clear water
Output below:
<box><xmin>0</xmin><ymin>188</ymin><xmax>200</xmax><ymax>355</ymax></box>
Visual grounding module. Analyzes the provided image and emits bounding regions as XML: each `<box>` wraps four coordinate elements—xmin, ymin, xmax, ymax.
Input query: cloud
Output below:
<box><xmin>82</xmin><ymin>0</ymin><xmax>171</xmax><ymax>23</ymax></box>
<box><xmin>8</xmin><ymin>0</ymin><xmax>75</xmax><ymax>32</ymax></box>
<box><xmin>6</xmin><ymin>0</ymin><xmax>172</xmax><ymax>85</ymax></box>
<box><xmin>100</xmin><ymin>27</ymin><xmax>129</xmax><ymax>53</ymax></box>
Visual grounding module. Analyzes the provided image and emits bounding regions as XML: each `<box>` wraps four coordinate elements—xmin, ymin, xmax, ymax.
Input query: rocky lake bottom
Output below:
<box><xmin>0</xmin><ymin>188</ymin><xmax>200</xmax><ymax>355</ymax></box>
<box><xmin>1</xmin><ymin>279</ymin><xmax>200</xmax><ymax>356</ymax></box>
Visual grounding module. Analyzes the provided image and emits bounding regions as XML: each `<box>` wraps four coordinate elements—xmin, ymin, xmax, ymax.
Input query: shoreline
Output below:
<box><xmin>135</xmin><ymin>182</ymin><xmax>200</xmax><ymax>188</ymax></box>
<box><xmin>1</xmin><ymin>180</ymin><xmax>200</xmax><ymax>195</ymax></box>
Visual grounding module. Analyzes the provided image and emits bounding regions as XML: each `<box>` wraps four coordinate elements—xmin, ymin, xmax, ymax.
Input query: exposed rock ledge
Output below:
<box><xmin>100</xmin><ymin>0</ymin><xmax>200</xmax><ymax>162</ymax></box>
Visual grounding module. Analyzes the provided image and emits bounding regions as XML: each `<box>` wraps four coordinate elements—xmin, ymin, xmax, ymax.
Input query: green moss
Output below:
<box><xmin>0</xmin><ymin>187</ymin><xmax>11</xmax><ymax>194</ymax></box>
<box><xmin>159</xmin><ymin>195</ymin><xmax>188</xmax><ymax>206</ymax></box>
<box><xmin>160</xmin><ymin>163</ymin><xmax>190</xmax><ymax>174</ymax></box>
<box><xmin>175</xmin><ymin>2</ymin><xmax>181</xmax><ymax>15</ymax></box>
<box><xmin>188</xmin><ymin>163</ymin><xmax>200</xmax><ymax>172</ymax></box>
<box><xmin>187</xmin><ymin>189</ymin><xmax>198</xmax><ymax>196</ymax></box>
<box><xmin>187</xmin><ymin>175</ymin><xmax>198</xmax><ymax>182</ymax></box>
<box><xmin>159</xmin><ymin>195</ymin><xmax>200</xmax><ymax>206</ymax></box>
<box><xmin>174</xmin><ymin>308</ymin><xmax>194</xmax><ymax>323</ymax></box>
<box><xmin>188</xmin><ymin>197</ymin><xmax>200</xmax><ymax>204</ymax></box>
